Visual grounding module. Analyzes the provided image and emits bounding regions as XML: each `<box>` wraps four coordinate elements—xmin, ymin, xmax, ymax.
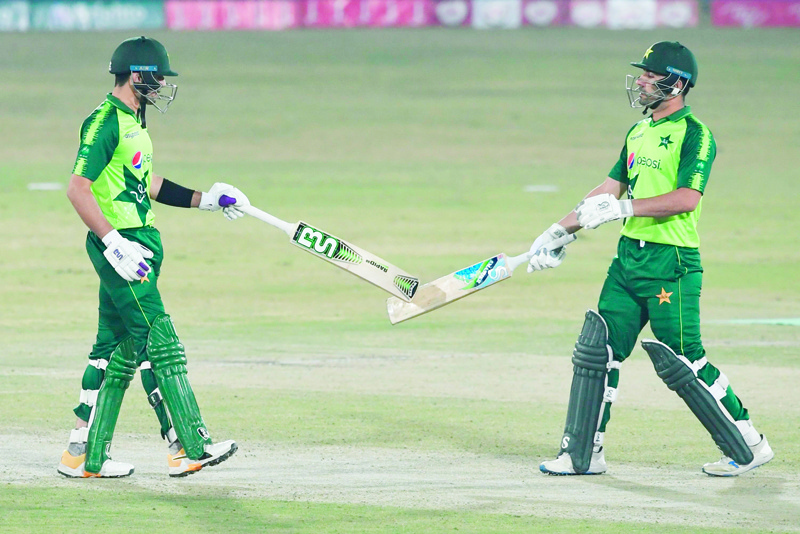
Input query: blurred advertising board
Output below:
<box><xmin>711</xmin><ymin>0</ymin><xmax>800</xmax><ymax>27</ymax></box>
<box><xmin>165</xmin><ymin>0</ymin><xmax>299</xmax><ymax>30</ymax></box>
<box><xmin>0</xmin><ymin>0</ymin><xmax>699</xmax><ymax>31</ymax></box>
<box><xmin>28</xmin><ymin>0</ymin><xmax>164</xmax><ymax>31</ymax></box>
<box><xmin>163</xmin><ymin>0</ymin><xmax>699</xmax><ymax>30</ymax></box>
<box><xmin>434</xmin><ymin>0</ymin><xmax>698</xmax><ymax>28</ymax></box>
<box><xmin>0</xmin><ymin>1</ymin><xmax>28</xmax><ymax>31</ymax></box>
<box><xmin>164</xmin><ymin>0</ymin><xmax>434</xmax><ymax>29</ymax></box>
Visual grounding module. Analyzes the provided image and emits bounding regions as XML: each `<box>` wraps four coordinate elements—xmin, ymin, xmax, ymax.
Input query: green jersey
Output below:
<box><xmin>72</xmin><ymin>94</ymin><xmax>155</xmax><ymax>230</ymax></box>
<box><xmin>609</xmin><ymin>106</ymin><xmax>715</xmax><ymax>248</ymax></box>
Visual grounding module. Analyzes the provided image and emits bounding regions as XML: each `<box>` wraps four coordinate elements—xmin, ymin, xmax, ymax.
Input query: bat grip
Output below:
<box><xmin>508</xmin><ymin>232</ymin><xmax>577</xmax><ymax>272</ymax></box>
<box><xmin>240</xmin><ymin>205</ymin><xmax>295</xmax><ymax>236</ymax></box>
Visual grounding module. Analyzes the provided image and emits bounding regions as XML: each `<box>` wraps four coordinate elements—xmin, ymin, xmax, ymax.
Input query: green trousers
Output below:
<box><xmin>73</xmin><ymin>227</ymin><xmax>171</xmax><ymax>437</ymax></box>
<box><xmin>597</xmin><ymin>236</ymin><xmax>748</xmax><ymax>432</ymax></box>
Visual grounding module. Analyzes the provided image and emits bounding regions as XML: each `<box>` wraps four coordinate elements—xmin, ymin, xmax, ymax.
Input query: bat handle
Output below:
<box><xmin>508</xmin><ymin>232</ymin><xmax>577</xmax><ymax>273</ymax></box>
<box><xmin>219</xmin><ymin>194</ymin><xmax>237</xmax><ymax>207</ymax></box>
<box><xmin>240</xmin><ymin>205</ymin><xmax>296</xmax><ymax>236</ymax></box>
<box><xmin>508</xmin><ymin>252</ymin><xmax>533</xmax><ymax>273</ymax></box>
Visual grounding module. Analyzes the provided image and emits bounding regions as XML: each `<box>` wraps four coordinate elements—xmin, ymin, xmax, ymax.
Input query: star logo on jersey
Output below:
<box><xmin>656</xmin><ymin>287</ymin><xmax>673</xmax><ymax>305</ymax></box>
<box><xmin>643</xmin><ymin>48</ymin><xmax>654</xmax><ymax>59</ymax></box>
<box><xmin>114</xmin><ymin>167</ymin><xmax>151</xmax><ymax>225</ymax></box>
<box><xmin>658</xmin><ymin>135</ymin><xmax>674</xmax><ymax>149</ymax></box>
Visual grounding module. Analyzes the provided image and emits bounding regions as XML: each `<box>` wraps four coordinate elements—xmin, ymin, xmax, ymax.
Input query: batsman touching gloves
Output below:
<box><xmin>60</xmin><ymin>36</ymin><xmax>246</xmax><ymax>479</ymax></box>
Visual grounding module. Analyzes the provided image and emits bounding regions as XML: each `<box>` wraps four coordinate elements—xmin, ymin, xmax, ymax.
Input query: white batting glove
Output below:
<box><xmin>102</xmin><ymin>230</ymin><xmax>154</xmax><ymax>282</ymax></box>
<box><xmin>199</xmin><ymin>182</ymin><xmax>250</xmax><ymax>221</ymax></box>
<box><xmin>528</xmin><ymin>244</ymin><xmax>569</xmax><ymax>272</ymax></box>
<box><xmin>575</xmin><ymin>193</ymin><xmax>633</xmax><ymax>230</ymax></box>
<box><xmin>527</xmin><ymin>223</ymin><xmax>576</xmax><ymax>273</ymax></box>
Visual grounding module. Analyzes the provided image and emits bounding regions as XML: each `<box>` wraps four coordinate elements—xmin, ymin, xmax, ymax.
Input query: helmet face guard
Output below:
<box><xmin>132</xmin><ymin>69</ymin><xmax>178</xmax><ymax>113</ymax></box>
<box><xmin>626</xmin><ymin>72</ymin><xmax>687</xmax><ymax>109</ymax></box>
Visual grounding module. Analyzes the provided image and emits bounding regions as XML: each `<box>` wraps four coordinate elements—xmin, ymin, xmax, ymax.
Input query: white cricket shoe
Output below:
<box><xmin>57</xmin><ymin>450</ymin><xmax>134</xmax><ymax>478</ymax></box>
<box><xmin>702</xmin><ymin>435</ymin><xmax>774</xmax><ymax>477</ymax></box>
<box><xmin>540</xmin><ymin>447</ymin><xmax>607</xmax><ymax>475</ymax></box>
<box><xmin>168</xmin><ymin>439</ymin><xmax>237</xmax><ymax>478</ymax></box>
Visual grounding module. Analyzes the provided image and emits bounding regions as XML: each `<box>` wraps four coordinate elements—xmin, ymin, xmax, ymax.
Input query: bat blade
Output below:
<box><xmin>288</xmin><ymin>221</ymin><xmax>419</xmax><ymax>301</ymax></box>
<box><xmin>387</xmin><ymin>252</ymin><xmax>522</xmax><ymax>324</ymax></box>
<box><xmin>386</xmin><ymin>233</ymin><xmax>576</xmax><ymax>323</ymax></box>
<box><xmin>243</xmin><ymin>205</ymin><xmax>418</xmax><ymax>301</ymax></box>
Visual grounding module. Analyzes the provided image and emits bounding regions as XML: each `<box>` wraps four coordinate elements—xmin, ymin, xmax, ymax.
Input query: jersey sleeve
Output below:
<box><xmin>72</xmin><ymin>105</ymin><xmax>119</xmax><ymax>181</ymax></box>
<box><xmin>608</xmin><ymin>143</ymin><xmax>628</xmax><ymax>183</ymax></box>
<box><xmin>678</xmin><ymin>118</ymin><xmax>716</xmax><ymax>193</ymax></box>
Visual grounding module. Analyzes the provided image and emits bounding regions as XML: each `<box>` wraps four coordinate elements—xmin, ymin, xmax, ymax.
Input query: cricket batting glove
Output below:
<box><xmin>102</xmin><ymin>230</ymin><xmax>154</xmax><ymax>282</ymax></box>
<box><xmin>576</xmin><ymin>193</ymin><xmax>633</xmax><ymax>230</ymax></box>
<box><xmin>199</xmin><ymin>182</ymin><xmax>250</xmax><ymax>221</ymax></box>
<box><xmin>527</xmin><ymin>223</ymin><xmax>576</xmax><ymax>273</ymax></box>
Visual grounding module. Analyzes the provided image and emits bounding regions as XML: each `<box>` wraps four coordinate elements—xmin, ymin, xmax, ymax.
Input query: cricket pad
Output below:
<box><xmin>147</xmin><ymin>314</ymin><xmax>211</xmax><ymax>460</ymax></box>
<box><xmin>642</xmin><ymin>340</ymin><xmax>754</xmax><ymax>465</ymax></box>
<box><xmin>560</xmin><ymin>310</ymin><xmax>610</xmax><ymax>474</ymax></box>
<box><xmin>85</xmin><ymin>337</ymin><xmax>137</xmax><ymax>473</ymax></box>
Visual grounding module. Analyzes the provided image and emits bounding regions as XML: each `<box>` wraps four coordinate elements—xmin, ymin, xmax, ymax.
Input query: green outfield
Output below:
<box><xmin>1</xmin><ymin>28</ymin><xmax>799</xmax><ymax>533</ymax></box>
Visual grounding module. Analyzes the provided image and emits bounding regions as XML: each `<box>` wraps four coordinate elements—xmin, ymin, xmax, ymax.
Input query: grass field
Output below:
<box><xmin>1</xmin><ymin>27</ymin><xmax>799</xmax><ymax>533</ymax></box>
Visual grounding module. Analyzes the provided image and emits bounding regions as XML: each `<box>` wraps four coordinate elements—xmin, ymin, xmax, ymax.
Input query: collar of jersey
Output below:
<box><xmin>105</xmin><ymin>93</ymin><xmax>137</xmax><ymax>117</ymax></box>
<box><xmin>650</xmin><ymin>105</ymin><xmax>692</xmax><ymax>127</ymax></box>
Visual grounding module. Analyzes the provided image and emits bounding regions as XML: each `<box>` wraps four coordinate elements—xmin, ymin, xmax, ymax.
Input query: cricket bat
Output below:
<box><xmin>386</xmin><ymin>233</ymin><xmax>576</xmax><ymax>324</ymax></box>
<box><xmin>241</xmin><ymin>204</ymin><xmax>419</xmax><ymax>301</ymax></box>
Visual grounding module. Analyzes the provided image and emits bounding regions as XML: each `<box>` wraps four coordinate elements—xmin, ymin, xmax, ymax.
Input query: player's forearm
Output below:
<box><xmin>67</xmin><ymin>175</ymin><xmax>113</xmax><ymax>238</ymax></box>
<box><xmin>630</xmin><ymin>188</ymin><xmax>701</xmax><ymax>218</ymax></box>
<box><xmin>150</xmin><ymin>174</ymin><xmax>202</xmax><ymax>208</ymax></box>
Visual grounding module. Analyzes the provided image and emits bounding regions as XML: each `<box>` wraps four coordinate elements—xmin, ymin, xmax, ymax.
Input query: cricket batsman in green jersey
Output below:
<box><xmin>528</xmin><ymin>42</ymin><xmax>773</xmax><ymax>477</ymax></box>
<box><xmin>58</xmin><ymin>36</ymin><xmax>247</xmax><ymax>478</ymax></box>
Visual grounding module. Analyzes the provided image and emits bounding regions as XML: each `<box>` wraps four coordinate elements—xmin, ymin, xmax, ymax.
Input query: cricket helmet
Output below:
<box><xmin>109</xmin><ymin>36</ymin><xmax>178</xmax><ymax>77</ymax></box>
<box><xmin>626</xmin><ymin>41</ymin><xmax>697</xmax><ymax>110</ymax></box>
<box><xmin>630</xmin><ymin>41</ymin><xmax>697</xmax><ymax>87</ymax></box>
<box><xmin>109</xmin><ymin>36</ymin><xmax>178</xmax><ymax>114</ymax></box>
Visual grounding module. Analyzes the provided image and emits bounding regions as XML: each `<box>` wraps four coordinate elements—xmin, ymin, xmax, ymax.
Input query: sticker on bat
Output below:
<box><xmin>454</xmin><ymin>255</ymin><xmax>510</xmax><ymax>290</ymax></box>
<box><xmin>293</xmin><ymin>223</ymin><xmax>363</xmax><ymax>264</ymax></box>
<box><xmin>394</xmin><ymin>275</ymin><xmax>419</xmax><ymax>300</ymax></box>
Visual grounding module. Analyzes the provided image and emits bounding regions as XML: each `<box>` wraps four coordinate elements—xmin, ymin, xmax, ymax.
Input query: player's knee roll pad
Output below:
<box><xmin>641</xmin><ymin>339</ymin><xmax>754</xmax><ymax>465</ymax></box>
<box><xmin>147</xmin><ymin>314</ymin><xmax>210</xmax><ymax>460</ymax></box>
<box><xmin>561</xmin><ymin>310</ymin><xmax>614</xmax><ymax>474</ymax></box>
<box><xmin>85</xmin><ymin>337</ymin><xmax>137</xmax><ymax>473</ymax></box>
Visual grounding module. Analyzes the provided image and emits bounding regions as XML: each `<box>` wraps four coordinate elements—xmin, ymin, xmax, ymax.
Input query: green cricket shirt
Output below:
<box><xmin>72</xmin><ymin>94</ymin><xmax>155</xmax><ymax>230</ymax></box>
<box><xmin>609</xmin><ymin>106</ymin><xmax>715</xmax><ymax>248</ymax></box>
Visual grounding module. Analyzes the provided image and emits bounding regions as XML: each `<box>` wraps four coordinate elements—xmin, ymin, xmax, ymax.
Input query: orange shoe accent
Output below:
<box><xmin>60</xmin><ymin>450</ymin><xmax>85</xmax><ymax>470</ymax></box>
<box><xmin>168</xmin><ymin>448</ymin><xmax>203</xmax><ymax>476</ymax></box>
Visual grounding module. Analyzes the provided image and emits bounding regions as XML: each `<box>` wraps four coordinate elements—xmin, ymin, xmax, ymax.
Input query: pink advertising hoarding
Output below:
<box><xmin>164</xmin><ymin>0</ymin><xmax>699</xmax><ymax>30</ymax></box>
<box><xmin>711</xmin><ymin>1</ymin><xmax>800</xmax><ymax>27</ymax></box>
<box><xmin>166</xmin><ymin>0</ymin><xmax>300</xmax><ymax>30</ymax></box>
<box><xmin>300</xmin><ymin>0</ymin><xmax>435</xmax><ymax>28</ymax></box>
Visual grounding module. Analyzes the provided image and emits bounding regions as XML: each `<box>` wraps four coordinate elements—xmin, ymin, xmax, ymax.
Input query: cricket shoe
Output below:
<box><xmin>57</xmin><ymin>450</ymin><xmax>134</xmax><ymax>478</ymax></box>
<box><xmin>539</xmin><ymin>447</ymin><xmax>607</xmax><ymax>475</ymax></box>
<box><xmin>702</xmin><ymin>435</ymin><xmax>774</xmax><ymax>477</ymax></box>
<box><xmin>168</xmin><ymin>440</ymin><xmax>238</xmax><ymax>478</ymax></box>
